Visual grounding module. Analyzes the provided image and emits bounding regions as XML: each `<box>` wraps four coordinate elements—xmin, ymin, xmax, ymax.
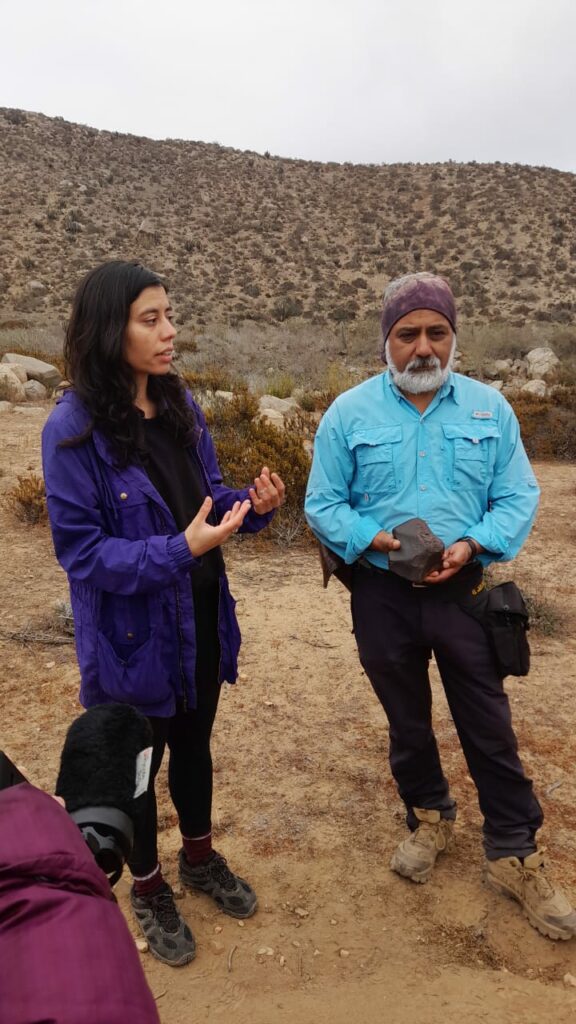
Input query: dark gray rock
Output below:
<box><xmin>388</xmin><ymin>518</ymin><xmax>445</xmax><ymax>583</ymax></box>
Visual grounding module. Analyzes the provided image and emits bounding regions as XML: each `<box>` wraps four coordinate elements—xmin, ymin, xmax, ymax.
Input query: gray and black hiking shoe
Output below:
<box><xmin>178</xmin><ymin>849</ymin><xmax>257</xmax><ymax>918</ymax></box>
<box><xmin>130</xmin><ymin>881</ymin><xmax>196</xmax><ymax>966</ymax></box>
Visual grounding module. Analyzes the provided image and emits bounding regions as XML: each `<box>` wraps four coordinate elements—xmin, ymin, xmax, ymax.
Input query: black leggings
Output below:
<box><xmin>129</xmin><ymin>645</ymin><xmax>221</xmax><ymax>878</ymax></box>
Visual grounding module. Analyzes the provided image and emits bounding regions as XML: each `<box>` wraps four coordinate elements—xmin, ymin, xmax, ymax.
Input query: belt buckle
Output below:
<box><xmin>411</xmin><ymin>582</ymin><xmax>428</xmax><ymax>589</ymax></box>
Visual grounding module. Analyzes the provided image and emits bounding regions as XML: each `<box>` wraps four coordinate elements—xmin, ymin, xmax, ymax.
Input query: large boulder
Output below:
<box><xmin>4</xmin><ymin>362</ymin><xmax>27</xmax><ymax>383</ymax></box>
<box><xmin>484</xmin><ymin>358</ymin><xmax>513</xmax><ymax>381</ymax></box>
<box><xmin>525</xmin><ymin>347</ymin><xmax>560</xmax><ymax>381</ymax></box>
<box><xmin>0</xmin><ymin>366</ymin><xmax>26</xmax><ymax>402</ymax></box>
<box><xmin>258</xmin><ymin>408</ymin><xmax>286</xmax><ymax>430</ymax></box>
<box><xmin>521</xmin><ymin>379</ymin><xmax>547</xmax><ymax>398</ymax></box>
<box><xmin>258</xmin><ymin>394</ymin><xmax>299</xmax><ymax>414</ymax></box>
<box><xmin>1</xmin><ymin>353</ymin><xmax>62</xmax><ymax>388</ymax></box>
<box><xmin>24</xmin><ymin>379</ymin><xmax>48</xmax><ymax>401</ymax></box>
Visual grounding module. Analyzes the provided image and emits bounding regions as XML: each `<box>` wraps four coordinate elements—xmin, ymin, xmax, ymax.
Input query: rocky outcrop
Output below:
<box><xmin>0</xmin><ymin>366</ymin><xmax>26</xmax><ymax>403</ymax></box>
<box><xmin>1</xmin><ymin>353</ymin><xmax>62</xmax><ymax>389</ymax></box>
<box><xmin>525</xmin><ymin>347</ymin><xmax>560</xmax><ymax>381</ymax></box>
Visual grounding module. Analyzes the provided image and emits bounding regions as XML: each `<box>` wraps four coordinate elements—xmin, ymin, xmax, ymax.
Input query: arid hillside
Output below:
<box><xmin>1</xmin><ymin>107</ymin><xmax>575</xmax><ymax>344</ymax></box>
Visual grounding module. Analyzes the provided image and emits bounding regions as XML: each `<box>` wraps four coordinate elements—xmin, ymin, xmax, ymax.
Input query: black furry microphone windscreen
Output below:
<box><xmin>55</xmin><ymin>704</ymin><xmax>153</xmax><ymax>818</ymax></box>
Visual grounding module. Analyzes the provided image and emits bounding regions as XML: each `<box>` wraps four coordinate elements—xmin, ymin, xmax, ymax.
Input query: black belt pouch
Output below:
<box><xmin>462</xmin><ymin>581</ymin><xmax>530</xmax><ymax>677</ymax></box>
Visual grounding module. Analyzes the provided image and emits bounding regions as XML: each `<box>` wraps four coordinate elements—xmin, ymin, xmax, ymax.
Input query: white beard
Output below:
<box><xmin>385</xmin><ymin>335</ymin><xmax>457</xmax><ymax>394</ymax></box>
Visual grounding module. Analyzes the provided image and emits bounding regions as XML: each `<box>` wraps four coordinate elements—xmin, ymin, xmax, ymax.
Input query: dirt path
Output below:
<box><xmin>2</xmin><ymin>404</ymin><xmax>576</xmax><ymax>1023</ymax></box>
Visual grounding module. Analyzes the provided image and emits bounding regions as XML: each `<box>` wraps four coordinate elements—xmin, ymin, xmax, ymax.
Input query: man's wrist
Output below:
<box><xmin>458</xmin><ymin>536</ymin><xmax>479</xmax><ymax>561</ymax></box>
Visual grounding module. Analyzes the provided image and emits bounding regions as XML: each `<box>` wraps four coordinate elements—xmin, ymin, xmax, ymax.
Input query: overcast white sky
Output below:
<box><xmin>2</xmin><ymin>0</ymin><xmax>575</xmax><ymax>172</ymax></box>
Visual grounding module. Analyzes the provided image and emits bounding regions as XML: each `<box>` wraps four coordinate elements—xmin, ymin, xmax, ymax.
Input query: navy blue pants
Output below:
<box><xmin>351</xmin><ymin>563</ymin><xmax>543</xmax><ymax>860</ymax></box>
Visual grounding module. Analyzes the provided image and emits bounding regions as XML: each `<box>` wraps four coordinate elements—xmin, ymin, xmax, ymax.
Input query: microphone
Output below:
<box><xmin>55</xmin><ymin>704</ymin><xmax>153</xmax><ymax>885</ymax></box>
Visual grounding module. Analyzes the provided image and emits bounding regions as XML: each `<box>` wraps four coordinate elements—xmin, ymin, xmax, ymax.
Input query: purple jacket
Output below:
<box><xmin>0</xmin><ymin>784</ymin><xmax>159</xmax><ymax>1024</ymax></box>
<box><xmin>42</xmin><ymin>390</ymin><xmax>271</xmax><ymax>715</ymax></box>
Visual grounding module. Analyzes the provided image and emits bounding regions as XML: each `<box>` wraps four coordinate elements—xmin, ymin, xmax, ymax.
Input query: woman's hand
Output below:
<box><xmin>185</xmin><ymin>497</ymin><xmax>251</xmax><ymax>557</ymax></box>
<box><xmin>248</xmin><ymin>466</ymin><xmax>286</xmax><ymax>514</ymax></box>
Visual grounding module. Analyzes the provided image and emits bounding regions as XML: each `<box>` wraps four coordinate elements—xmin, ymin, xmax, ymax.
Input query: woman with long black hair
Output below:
<box><xmin>42</xmin><ymin>261</ymin><xmax>285</xmax><ymax>966</ymax></box>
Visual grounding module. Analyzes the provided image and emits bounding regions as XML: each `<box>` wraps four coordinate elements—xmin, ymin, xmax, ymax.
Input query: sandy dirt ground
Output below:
<box><xmin>2</xmin><ymin>403</ymin><xmax>576</xmax><ymax>1023</ymax></box>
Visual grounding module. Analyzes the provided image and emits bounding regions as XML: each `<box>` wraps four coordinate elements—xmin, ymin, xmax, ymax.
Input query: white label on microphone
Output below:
<box><xmin>134</xmin><ymin>747</ymin><xmax>153</xmax><ymax>799</ymax></box>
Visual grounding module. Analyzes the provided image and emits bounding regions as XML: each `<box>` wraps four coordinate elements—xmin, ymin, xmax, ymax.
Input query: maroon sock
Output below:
<box><xmin>182</xmin><ymin>831</ymin><xmax>213</xmax><ymax>866</ymax></box>
<box><xmin>132</xmin><ymin>864</ymin><xmax>165</xmax><ymax>897</ymax></box>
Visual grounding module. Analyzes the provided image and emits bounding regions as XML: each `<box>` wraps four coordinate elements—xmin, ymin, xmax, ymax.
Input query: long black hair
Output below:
<box><xmin>62</xmin><ymin>260</ymin><xmax>196</xmax><ymax>463</ymax></box>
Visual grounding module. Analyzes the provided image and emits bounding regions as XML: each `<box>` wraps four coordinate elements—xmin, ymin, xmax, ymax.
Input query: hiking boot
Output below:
<box><xmin>178</xmin><ymin>849</ymin><xmax>257</xmax><ymax>918</ymax></box>
<box><xmin>390</xmin><ymin>807</ymin><xmax>454</xmax><ymax>883</ymax></box>
<box><xmin>485</xmin><ymin>849</ymin><xmax>576</xmax><ymax>941</ymax></box>
<box><xmin>130</xmin><ymin>882</ymin><xmax>196</xmax><ymax>966</ymax></box>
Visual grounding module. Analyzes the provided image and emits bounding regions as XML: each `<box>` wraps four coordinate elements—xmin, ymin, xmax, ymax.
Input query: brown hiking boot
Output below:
<box><xmin>485</xmin><ymin>849</ymin><xmax>576</xmax><ymax>940</ymax></box>
<box><xmin>390</xmin><ymin>808</ymin><xmax>454</xmax><ymax>884</ymax></box>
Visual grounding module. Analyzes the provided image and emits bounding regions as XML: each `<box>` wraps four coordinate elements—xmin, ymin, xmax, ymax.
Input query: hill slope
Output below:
<box><xmin>1</xmin><ymin>107</ymin><xmax>575</xmax><ymax>341</ymax></box>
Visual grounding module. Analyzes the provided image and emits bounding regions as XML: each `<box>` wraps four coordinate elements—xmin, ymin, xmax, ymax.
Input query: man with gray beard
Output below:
<box><xmin>305</xmin><ymin>272</ymin><xmax>576</xmax><ymax>941</ymax></box>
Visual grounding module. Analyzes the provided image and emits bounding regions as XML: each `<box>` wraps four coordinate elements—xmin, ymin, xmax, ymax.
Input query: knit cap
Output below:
<box><xmin>381</xmin><ymin>272</ymin><xmax>456</xmax><ymax>341</ymax></box>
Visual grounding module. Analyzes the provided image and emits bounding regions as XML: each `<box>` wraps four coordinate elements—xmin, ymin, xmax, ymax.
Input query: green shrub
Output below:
<box><xmin>266</xmin><ymin>372</ymin><xmax>295</xmax><ymax>399</ymax></box>
<box><xmin>204</xmin><ymin>394</ymin><xmax>312</xmax><ymax>543</ymax></box>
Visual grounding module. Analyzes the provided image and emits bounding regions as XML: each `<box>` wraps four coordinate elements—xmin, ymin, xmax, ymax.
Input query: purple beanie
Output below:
<box><xmin>381</xmin><ymin>272</ymin><xmax>457</xmax><ymax>341</ymax></box>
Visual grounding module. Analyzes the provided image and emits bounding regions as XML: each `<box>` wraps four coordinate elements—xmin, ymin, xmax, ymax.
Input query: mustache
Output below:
<box><xmin>405</xmin><ymin>355</ymin><xmax>441</xmax><ymax>372</ymax></box>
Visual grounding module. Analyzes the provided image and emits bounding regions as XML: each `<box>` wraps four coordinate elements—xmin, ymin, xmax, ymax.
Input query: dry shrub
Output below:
<box><xmin>181</xmin><ymin>364</ymin><xmax>236</xmax><ymax>393</ymax></box>
<box><xmin>204</xmin><ymin>392</ymin><xmax>312</xmax><ymax>544</ymax></box>
<box><xmin>6</xmin><ymin>472</ymin><xmax>47</xmax><ymax>524</ymax></box>
<box><xmin>509</xmin><ymin>392</ymin><xmax>576</xmax><ymax>460</ymax></box>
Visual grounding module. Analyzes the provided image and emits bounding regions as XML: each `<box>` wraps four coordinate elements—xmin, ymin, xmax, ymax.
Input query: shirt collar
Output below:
<box><xmin>384</xmin><ymin>370</ymin><xmax>460</xmax><ymax>406</ymax></box>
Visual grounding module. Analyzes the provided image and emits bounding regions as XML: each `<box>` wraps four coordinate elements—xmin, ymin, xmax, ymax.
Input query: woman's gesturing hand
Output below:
<box><xmin>248</xmin><ymin>466</ymin><xmax>286</xmax><ymax>515</ymax></box>
<box><xmin>185</xmin><ymin>497</ymin><xmax>251</xmax><ymax>557</ymax></box>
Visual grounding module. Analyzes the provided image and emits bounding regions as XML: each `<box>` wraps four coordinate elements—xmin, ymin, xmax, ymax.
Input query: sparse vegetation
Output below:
<box><xmin>508</xmin><ymin>392</ymin><xmax>576</xmax><ymax>461</ymax></box>
<box><xmin>6</xmin><ymin>472</ymin><xmax>47</xmax><ymax>524</ymax></box>
<box><xmin>266</xmin><ymin>372</ymin><xmax>295</xmax><ymax>399</ymax></box>
<box><xmin>1</xmin><ymin>107</ymin><xmax>574</xmax><ymax>368</ymax></box>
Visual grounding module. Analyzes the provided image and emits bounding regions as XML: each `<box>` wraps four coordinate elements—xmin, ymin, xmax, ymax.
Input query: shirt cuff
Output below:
<box><xmin>344</xmin><ymin>516</ymin><xmax>383</xmax><ymax>564</ymax></box>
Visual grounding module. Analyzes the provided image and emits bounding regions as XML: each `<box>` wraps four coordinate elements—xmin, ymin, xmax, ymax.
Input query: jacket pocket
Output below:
<box><xmin>96</xmin><ymin>628</ymin><xmax>173</xmax><ymax>705</ymax></box>
<box><xmin>442</xmin><ymin>423</ymin><xmax>501</xmax><ymax>490</ymax></box>
<box><xmin>351</xmin><ymin>426</ymin><xmax>403</xmax><ymax>495</ymax></box>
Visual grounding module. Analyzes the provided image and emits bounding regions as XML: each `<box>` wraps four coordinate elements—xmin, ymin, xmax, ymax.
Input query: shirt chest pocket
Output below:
<box><xmin>351</xmin><ymin>426</ymin><xmax>403</xmax><ymax>495</ymax></box>
<box><xmin>442</xmin><ymin>423</ymin><xmax>501</xmax><ymax>490</ymax></box>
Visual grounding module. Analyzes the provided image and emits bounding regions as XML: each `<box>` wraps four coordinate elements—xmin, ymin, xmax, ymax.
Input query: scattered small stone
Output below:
<box><xmin>330</xmin><ymin>918</ymin><xmax>338</xmax><ymax>925</ymax></box>
<box><xmin>313</xmin><ymin>948</ymin><xmax>321</xmax><ymax>956</ymax></box>
<box><xmin>257</xmin><ymin>947</ymin><xmax>275</xmax><ymax>957</ymax></box>
<box><xmin>339</xmin><ymin>948</ymin><xmax>350</xmax><ymax>958</ymax></box>
<box><xmin>45</xmin><ymin>661</ymin><xmax>56</xmax><ymax>669</ymax></box>
<box><xmin>279</xmin><ymin>955</ymin><xmax>286</xmax><ymax>967</ymax></box>
<box><xmin>214</xmin><ymin>925</ymin><xmax>223</xmax><ymax>934</ymax></box>
<box><xmin>292</xmin><ymin>940</ymin><xmax>300</xmax><ymax>947</ymax></box>
<box><xmin>210</xmin><ymin>939</ymin><xmax>225</xmax><ymax>955</ymax></box>
<box><xmin>237</xmin><ymin>920</ymin><xmax>245</xmax><ymax>928</ymax></box>
<box><xmin>563</xmin><ymin>973</ymin><xmax>576</xmax><ymax>988</ymax></box>
<box><xmin>135</xmin><ymin>938</ymin><xmax>149</xmax><ymax>953</ymax></box>
<box><xmin>294</xmin><ymin>906</ymin><xmax>309</xmax><ymax>918</ymax></box>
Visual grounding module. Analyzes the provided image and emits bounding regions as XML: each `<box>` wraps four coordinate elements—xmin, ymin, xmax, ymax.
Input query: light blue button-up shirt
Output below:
<box><xmin>305</xmin><ymin>371</ymin><xmax>540</xmax><ymax>569</ymax></box>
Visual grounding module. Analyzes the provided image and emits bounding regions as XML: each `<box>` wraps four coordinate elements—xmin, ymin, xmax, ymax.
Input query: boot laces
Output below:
<box><xmin>524</xmin><ymin>862</ymin><xmax>555</xmax><ymax>899</ymax></box>
<box><xmin>413</xmin><ymin>821</ymin><xmax>443</xmax><ymax>850</ymax></box>
<box><xmin>148</xmin><ymin>886</ymin><xmax>181</xmax><ymax>932</ymax></box>
<box><xmin>206</xmin><ymin>852</ymin><xmax>237</xmax><ymax>891</ymax></box>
